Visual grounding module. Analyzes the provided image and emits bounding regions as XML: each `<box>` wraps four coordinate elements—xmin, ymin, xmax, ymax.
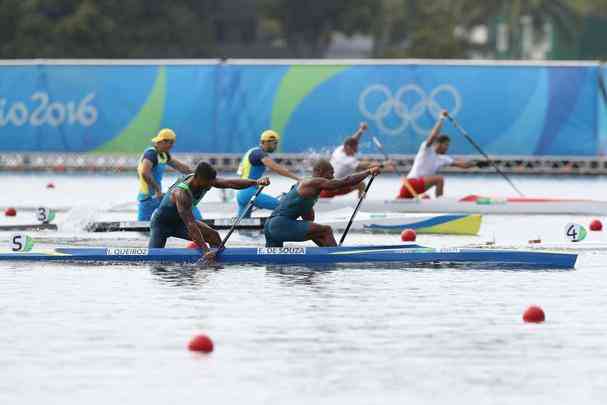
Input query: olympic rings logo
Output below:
<box><xmin>358</xmin><ymin>84</ymin><xmax>462</xmax><ymax>136</ymax></box>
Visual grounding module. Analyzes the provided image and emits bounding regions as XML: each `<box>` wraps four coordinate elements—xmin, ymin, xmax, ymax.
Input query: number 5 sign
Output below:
<box><xmin>9</xmin><ymin>234</ymin><xmax>34</xmax><ymax>252</ymax></box>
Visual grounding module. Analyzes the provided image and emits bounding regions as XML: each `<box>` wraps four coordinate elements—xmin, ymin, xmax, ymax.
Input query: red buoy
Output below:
<box><xmin>590</xmin><ymin>219</ymin><xmax>603</xmax><ymax>232</ymax></box>
<box><xmin>4</xmin><ymin>207</ymin><xmax>16</xmax><ymax>217</ymax></box>
<box><xmin>400</xmin><ymin>228</ymin><xmax>416</xmax><ymax>242</ymax></box>
<box><xmin>46</xmin><ymin>182</ymin><xmax>55</xmax><ymax>189</ymax></box>
<box><xmin>523</xmin><ymin>305</ymin><xmax>545</xmax><ymax>323</ymax></box>
<box><xmin>188</xmin><ymin>334</ymin><xmax>214</xmax><ymax>352</ymax></box>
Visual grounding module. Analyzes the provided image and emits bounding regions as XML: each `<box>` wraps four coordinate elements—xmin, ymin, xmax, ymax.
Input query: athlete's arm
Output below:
<box><xmin>452</xmin><ymin>160</ymin><xmax>476</xmax><ymax>169</ymax></box>
<box><xmin>299</xmin><ymin>166</ymin><xmax>381</xmax><ymax>197</ymax></box>
<box><xmin>174</xmin><ymin>189</ymin><xmax>208</xmax><ymax>250</ymax></box>
<box><xmin>426</xmin><ymin>111</ymin><xmax>449</xmax><ymax>146</ymax></box>
<box><xmin>261</xmin><ymin>157</ymin><xmax>300</xmax><ymax>181</ymax></box>
<box><xmin>167</xmin><ymin>158</ymin><xmax>193</xmax><ymax>175</ymax></box>
<box><xmin>213</xmin><ymin>177</ymin><xmax>270</xmax><ymax>189</ymax></box>
<box><xmin>356</xmin><ymin>159</ymin><xmax>396</xmax><ymax>172</ymax></box>
<box><xmin>301</xmin><ymin>209</ymin><xmax>315</xmax><ymax>221</ymax></box>
<box><xmin>140</xmin><ymin>159</ymin><xmax>162</xmax><ymax>197</ymax></box>
<box><xmin>350</xmin><ymin>122</ymin><xmax>368</xmax><ymax>142</ymax></box>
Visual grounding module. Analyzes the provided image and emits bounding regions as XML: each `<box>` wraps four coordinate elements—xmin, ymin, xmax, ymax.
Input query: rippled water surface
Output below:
<box><xmin>1</xmin><ymin>173</ymin><xmax>607</xmax><ymax>404</ymax></box>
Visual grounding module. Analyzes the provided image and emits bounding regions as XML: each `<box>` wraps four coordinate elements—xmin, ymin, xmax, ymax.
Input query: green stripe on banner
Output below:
<box><xmin>95</xmin><ymin>67</ymin><xmax>166</xmax><ymax>153</ymax></box>
<box><xmin>271</xmin><ymin>65</ymin><xmax>349</xmax><ymax>151</ymax></box>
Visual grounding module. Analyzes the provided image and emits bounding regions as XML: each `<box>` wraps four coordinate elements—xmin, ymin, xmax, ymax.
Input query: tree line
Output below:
<box><xmin>0</xmin><ymin>0</ymin><xmax>605</xmax><ymax>59</ymax></box>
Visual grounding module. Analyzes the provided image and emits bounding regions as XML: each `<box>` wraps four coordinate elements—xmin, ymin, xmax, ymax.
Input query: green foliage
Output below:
<box><xmin>257</xmin><ymin>0</ymin><xmax>378</xmax><ymax>57</ymax></box>
<box><xmin>0</xmin><ymin>0</ymin><xmax>604</xmax><ymax>59</ymax></box>
<box><xmin>0</xmin><ymin>0</ymin><xmax>216</xmax><ymax>58</ymax></box>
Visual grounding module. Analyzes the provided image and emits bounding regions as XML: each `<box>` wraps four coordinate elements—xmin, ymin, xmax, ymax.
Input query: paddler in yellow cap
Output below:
<box><xmin>236</xmin><ymin>130</ymin><xmax>300</xmax><ymax>217</ymax></box>
<box><xmin>137</xmin><ymin>128</ymin><xmax>198</xmax><ymax>221</ymax></box>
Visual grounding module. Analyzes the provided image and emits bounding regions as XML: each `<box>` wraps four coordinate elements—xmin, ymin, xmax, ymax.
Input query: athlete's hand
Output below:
<box><xmin>359</xmin><ymin>122</ymin><xmax>368</xmax><ymax>131</ymax></box>
<box><xmin>440</xmin><ymin>110</ymin><xmax>449</xmax><ymax>119</ymax></box>
<box><xmin>203</xmin><ymin>248</ymin><xmax>218</xmax><ymax>263</ymax></box>
<box><xmin>384</xmin><ymin>160</ymin><xmax>397</xmax><ymax>172</ymax></box>
<box><xmin>368</xmin><ymin>165</ymin><xmax>381</xmax><ymax>176</ymax></box>
<box><xmin>256</xmin><ymin>177</ymin><xmax>270</xmax><ymax>187</ymax></box>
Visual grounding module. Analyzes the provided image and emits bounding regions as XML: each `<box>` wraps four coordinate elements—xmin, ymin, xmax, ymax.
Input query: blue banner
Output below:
<box><xmin>0</xmin><ymin>61</ymin><xmax>602</xmax><ymax>156</ymax></box>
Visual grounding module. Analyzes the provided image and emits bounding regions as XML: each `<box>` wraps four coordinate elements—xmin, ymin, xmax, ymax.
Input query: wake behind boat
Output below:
<box><xmin>0</xmin><ymin>244</ymin><xmax>577</xmax><ymax>269</ymax></box>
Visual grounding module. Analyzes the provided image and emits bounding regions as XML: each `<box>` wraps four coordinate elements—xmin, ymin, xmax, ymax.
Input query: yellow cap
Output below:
<box><xmin>260</xmin><ymin>130</ymin><xmax>280</xmax><ymax>142</ymax></box>
<box><xmin>151</xmin><ymin>128</ymin><xmax>176</xmax><ymax>143</ymax></box>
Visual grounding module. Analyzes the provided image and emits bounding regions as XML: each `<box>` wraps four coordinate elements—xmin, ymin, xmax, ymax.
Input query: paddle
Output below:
<box><xmin>218</xmin><ymin>185</ymin><xmax>265</xmax><ymax>250</ymax></box>
<box><xmin>371</xmin><ymin>136</ymin><xmax>421</xmax><ymax>200</ymax></box>
<box><xmin>338</xmin><ymin>174</ymin><xmax>377</xmax><ymax>246</ymax></box>
<box><xmin>446</xmin><ymin>114</ymin><xmax>525</xmax><ymax>197</ymax></box>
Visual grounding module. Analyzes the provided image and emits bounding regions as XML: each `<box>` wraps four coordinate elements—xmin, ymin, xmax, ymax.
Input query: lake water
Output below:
<box><xmin>1</xmin><ymin>173</ymin><xmax>606</xmax><ymax>404</ymax></box>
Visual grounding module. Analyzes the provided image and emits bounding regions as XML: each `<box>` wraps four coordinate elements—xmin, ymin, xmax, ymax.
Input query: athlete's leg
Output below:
<box><xmin>253</xmin><ymin>193</ymin><xmax>279</xmax><ymax>210</ymax></box>
<box><xmin>263</xmin><ymin>218</ymin><xmax>284</xmax><ymax>247</ymax></box>
<box><xmin>173</xmin><ymin>220</ymin><xmax>221</xmax><ymax>248</ymax></box>
<box><xmin>238</xmin><ymin>192</ymin><xmax>279</xmax><ymax>218</ymax></box>
<box><xmin>423</xmin><ymin>175</ymin><xmax>445</xmax><ymax>198</ymax></box>
<box><xmin>236</xmin><ymin>188</ymin><xmax>256</xmax><ymax>218</ymax></box>
<box><xmin>196</xmin><ymin>221</ymin><xmax>221</xmax><ymax>247</ymax></box>
<box><xmin>264</xmin><ymin>216</ymin><xmax>312</xmax><ymax>247</ymax></box>
<box><xmin>306</xmin><ymin>223</ymin><xmax>337</xmax><ymax>247</ymax></box>
<box><xmin>138</xmin><ymin>197</ymin><xmax>161</xmax><ymax>221</ymax></box>
<box><xmin>148</xmin><ymin>214</ymin><xmax>170</xmax><ymax>248</ymax></box>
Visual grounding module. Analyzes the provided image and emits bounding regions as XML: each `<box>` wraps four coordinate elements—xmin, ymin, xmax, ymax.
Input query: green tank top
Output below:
<box><xmin>270</xmin><ymin>184</ymin><xmax>318</xmax><ymax>220</ymax></box>
<box><xmin>154</xmin><ymin>175</ymin><xmax>210</xmax><ymax>222</ymax></box>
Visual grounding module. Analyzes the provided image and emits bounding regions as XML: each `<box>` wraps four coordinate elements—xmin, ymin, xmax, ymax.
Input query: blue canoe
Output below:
<box><xmin>0</xmin><ymin>244</ymin><xmax>577</xmax><ymax>269</ymax></box>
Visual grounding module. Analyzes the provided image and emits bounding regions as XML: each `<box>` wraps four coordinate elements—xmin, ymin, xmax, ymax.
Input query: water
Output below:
<box><xmin>1</xmin><ymin>173</ymin><xmax>607</xmax><ymax>404</ymax></box>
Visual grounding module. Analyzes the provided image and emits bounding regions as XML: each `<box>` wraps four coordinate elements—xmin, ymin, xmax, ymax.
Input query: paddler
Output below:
<box><xmin>236</xmin><ymin>130</ymin><xmax>300</xmax><ymax>217</ymax></box>
<box><xmin>137</xmin><ymin>129</ymin><xmax>200</xmax><ymax>220</ymax></box>
<box><xmin>149</xmin><ymin>161</ymin><xmax>270</xmax><ymax>259</ymax></box>
<box><xmin>398</xmin><ymin>111</ymin><xmax>485</xmax><ymax>199</ymax></box>
<box><xmin>324</xmin><ymin>122</ymin><xmax>392</xmax><ymax>198</ymax></box>
<box><xmin>264</xmin><ymin>159</ymin><xmax>381</xmax><ymax>247</ymax></box>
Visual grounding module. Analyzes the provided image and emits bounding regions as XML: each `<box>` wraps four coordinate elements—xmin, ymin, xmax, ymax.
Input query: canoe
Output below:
<box><xmin>0</xmin><ymin>223</ymin><xmax>58</xmax><ymax>231</ymax></box>
<box><xmin>102</xmin><ymin>195</ymin><xmax>605</xmax><ymax>215</ymax></box>
<box><xmin>0</xmin><ymin>244</ymin><xmax>577</xmax><ymax>269</ymax></box>
<box><xmin>313</xmin><ymin>195</ymin><xmax>607</xmax><ymax>215</ymax></box>
<box><xmin>86</xmin><ymin>212</ymin><xmax>482</xmax><ymax>235</ymax></box>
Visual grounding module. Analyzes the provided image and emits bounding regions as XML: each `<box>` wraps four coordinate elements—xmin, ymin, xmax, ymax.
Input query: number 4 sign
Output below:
<box><xmin>564</xmin><ymin>223</ymin><xmax>587</xmax><ymax>243</ymax></box>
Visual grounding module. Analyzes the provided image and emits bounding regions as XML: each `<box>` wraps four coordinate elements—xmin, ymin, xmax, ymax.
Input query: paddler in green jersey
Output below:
<box><xmin>264</xmin><ymin>159</ymin><xmax>381</xmax><ymax>247</ymax></box>
<box><xmin>149</xmin><ymin>161</ymin><xmax>269</xmax><ymax>260</ymax></box>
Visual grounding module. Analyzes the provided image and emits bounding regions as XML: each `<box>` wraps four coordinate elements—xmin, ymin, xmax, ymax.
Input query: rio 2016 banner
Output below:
<box><xmin>0</xmin><ymin>61</ymin><xmax>604</xmax><ymax>156</ymax></box>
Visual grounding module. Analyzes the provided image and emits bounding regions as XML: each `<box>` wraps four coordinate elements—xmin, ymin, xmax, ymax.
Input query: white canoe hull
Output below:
<box><xmin>194</xmin><ymin>196</ymin><xmax>607</xmax><ymax>216</ymax></box>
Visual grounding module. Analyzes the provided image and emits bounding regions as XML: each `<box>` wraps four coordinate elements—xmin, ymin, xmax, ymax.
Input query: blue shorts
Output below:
<box><xmin>237</xmin><ymin>187</ymin><xmax>279</xmax><ymax>217</ymax></box>
<box><xmin>138</xmin><ymin>197</ymin><xmax>202</xmax><ymax>221</ymax></box>
<box><xmin>138</xmin><ymin>197</ymin><xmax>162</xmax><ymax>221</ymax></box>
<box><xmin>264</xmin><ymin>216</ymin><xmax>311</xmax><ymax>247</ymax></box>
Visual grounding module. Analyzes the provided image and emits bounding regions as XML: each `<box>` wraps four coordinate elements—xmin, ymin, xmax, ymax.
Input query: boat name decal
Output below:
<box><xmin>213</xmin><ymin>218</ymin><xmax>261</xmax><ymax>226</ymax></box>
<box><xmin>257</xmin><ymin>247</ymin><xmax>306</xmax><ymax>255</ymax></box>
<box><xmin>106</xmin><ymin>248</ymin><xmax>149</xmax><ymax>256</ymax></box>
<box><xmin>436</xmin><ymin>248</ymin><xmax>460</xmax><ymax>253</ymax></box>
<box><xmin>395</xmin><ymin>248</ymin><xmax>460</xmax><ymax>254</ymax></box>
